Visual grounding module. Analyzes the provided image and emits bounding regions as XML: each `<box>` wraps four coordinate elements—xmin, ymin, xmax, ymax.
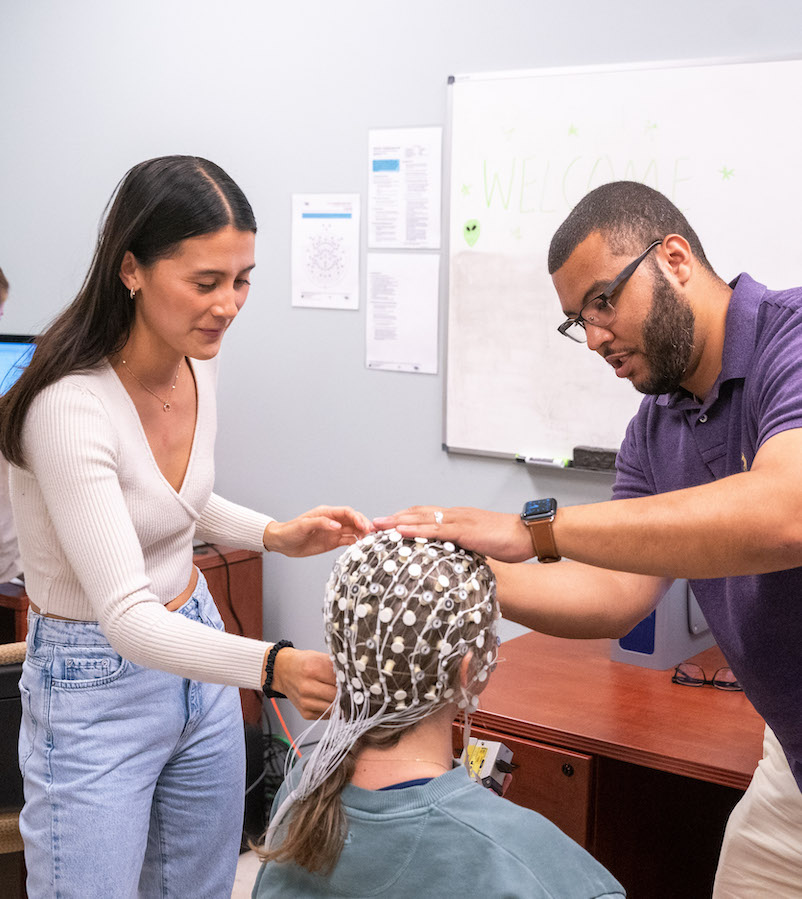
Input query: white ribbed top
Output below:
<box><xmin>10</xmin><ymin>357</ymin><xmax>273</xmax><ymax>690</ymax></box>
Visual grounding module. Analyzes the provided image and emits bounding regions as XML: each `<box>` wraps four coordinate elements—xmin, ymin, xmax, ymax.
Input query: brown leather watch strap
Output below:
<box><xmin>523</xmin><ymin>517</ymin><xmax>561</xmax><ymax>563</ymax></box>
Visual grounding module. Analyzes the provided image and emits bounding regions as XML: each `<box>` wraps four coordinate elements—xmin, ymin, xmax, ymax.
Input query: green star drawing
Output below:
<box><xmin>720</xmin><ymin>166</ymin><xmax>735</xmax><ymax>180</ymax></box>
<box><xmin>512</xmin><ymin>227</ymin><xmax>522</xmax><ymax>240</ymax></box>
<box><xmin>461</xmin><ymin>184</ymin><xmax>471</xmax><ymax>196</ymax></box>
<box><xmin>568</xmin><ymin>124</ymin><xmax>578</xmax><ymax>136</ymax></box>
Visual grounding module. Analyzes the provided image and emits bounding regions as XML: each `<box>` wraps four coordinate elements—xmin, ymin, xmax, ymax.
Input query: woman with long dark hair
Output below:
<box><xmin>3</xmin><ymin>155</ymin><xmax>369</xmax><ymax>897</ymax></box>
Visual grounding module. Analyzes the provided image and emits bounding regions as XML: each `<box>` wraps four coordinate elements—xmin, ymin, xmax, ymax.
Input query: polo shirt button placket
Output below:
<box><xmin>698</xmin><ymin>414</ymin><xmax>708</xmax><ymax>423</ymax></box>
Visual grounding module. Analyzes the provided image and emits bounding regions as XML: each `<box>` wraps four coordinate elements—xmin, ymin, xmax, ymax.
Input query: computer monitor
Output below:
<box><xmin>0</xmin><ymin>334</ymin><xmax>36</xmax><ymax>395</ymax></box>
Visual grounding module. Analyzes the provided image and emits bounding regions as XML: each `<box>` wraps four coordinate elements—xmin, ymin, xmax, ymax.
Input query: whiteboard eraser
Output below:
<box><xmin>573</xmin><ymin>446</ymin><xmax>617</xmax><ymax>470</ymax></box>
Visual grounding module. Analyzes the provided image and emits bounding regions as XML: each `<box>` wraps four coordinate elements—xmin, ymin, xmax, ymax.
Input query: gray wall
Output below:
<box><xmin>3</xmin><ymin>0</ymin><xmax>802</xmax><ymax>730</ymax></box>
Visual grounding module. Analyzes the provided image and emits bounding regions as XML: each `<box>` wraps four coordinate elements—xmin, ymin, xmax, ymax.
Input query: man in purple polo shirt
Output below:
<box><xmin>376</xmin><ymin>181</ymin><xmax>802</xmax><ymax>897</ymax></box>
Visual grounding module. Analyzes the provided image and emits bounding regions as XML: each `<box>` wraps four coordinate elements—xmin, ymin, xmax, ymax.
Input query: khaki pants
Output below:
<box><xmin>713</xmin><ymin>726</ymin><xmax>802</xmax><ymax>898</ymax></box>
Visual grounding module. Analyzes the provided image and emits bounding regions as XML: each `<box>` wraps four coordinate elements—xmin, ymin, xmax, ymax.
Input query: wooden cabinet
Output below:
<box><xmin>0</xmin><ymin>584</ymin><xmax>27</xmax><ymax>645</ymax></box>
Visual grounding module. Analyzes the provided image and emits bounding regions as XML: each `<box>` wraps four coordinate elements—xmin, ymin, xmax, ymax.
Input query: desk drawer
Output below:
<box><xmin>454</xmin><ymin>723</ymin><xmax>594</xmax><ymax>848</ymax></box>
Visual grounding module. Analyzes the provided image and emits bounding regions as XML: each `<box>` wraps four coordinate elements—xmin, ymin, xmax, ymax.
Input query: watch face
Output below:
<box><xmin>523</xmin><ymin>498</ymin><xmax>557</xmax><ymax>519</ymax></box>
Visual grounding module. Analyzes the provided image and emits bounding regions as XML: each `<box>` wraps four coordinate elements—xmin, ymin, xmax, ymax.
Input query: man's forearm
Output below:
<box><xmin>557</xmin><ymin>471</ymin><xmax>802</xmax><ymax>579</ymax></box>
<box><xmin>491</xmin><ymin>559</ymin><xmax>668</xmax><ymax>639</ymax></box>
<box><xmin>554</xmin><ymin>428</ymin><xmax>802</xmax><ymax>579</ymax></box>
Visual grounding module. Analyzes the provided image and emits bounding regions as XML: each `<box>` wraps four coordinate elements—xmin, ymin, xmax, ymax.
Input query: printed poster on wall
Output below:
<box><xmin>366</xmin><ymin>252</ymin><xmax>439</xmax><ymax>373</ymax></box>
<box><xmin>368</xmin><ymin>127</ymin><xmax>442</xmax><ymax>249</ymax></box>
<box><xmin>291</xmin><ymin>194</ymin><xmax>360</xmax><ymax>309</ymax></box>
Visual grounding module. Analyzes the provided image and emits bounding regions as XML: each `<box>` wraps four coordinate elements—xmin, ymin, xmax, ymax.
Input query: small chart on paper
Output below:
<box><xmin>305</xmin><ymin>227</ymin><xmax>346</xmax><ymax>288</ymax></box>
<box><xmin>292</xmin><ymin>194</ymin><xmax>360</xmax><ymax>309</ymax></box>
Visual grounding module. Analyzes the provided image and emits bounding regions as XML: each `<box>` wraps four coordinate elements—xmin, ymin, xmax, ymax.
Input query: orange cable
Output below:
<box><xmin>270</xmin><ymin>697</ymin><xmax>302</xmax><ymax>757</ymax></box>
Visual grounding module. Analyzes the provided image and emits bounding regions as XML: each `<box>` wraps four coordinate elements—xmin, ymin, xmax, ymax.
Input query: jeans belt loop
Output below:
<box><xmin>26</xmin><ymin>609</ymin><xmax>40</xmax><ymax>649</ymax></box>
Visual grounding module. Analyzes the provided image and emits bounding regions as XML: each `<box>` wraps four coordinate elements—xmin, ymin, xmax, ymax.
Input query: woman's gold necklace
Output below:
<box><xmin>121</xmin><ymin>358</ymin><xmax>182</xmax><ymax>412</ymax></box>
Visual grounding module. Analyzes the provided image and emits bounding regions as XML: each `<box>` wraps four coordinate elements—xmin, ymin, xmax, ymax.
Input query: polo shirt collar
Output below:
<box><xmin>656</xmin><ymin>272</ymin><xmax>763</xmax><ymax>412</ymax></box>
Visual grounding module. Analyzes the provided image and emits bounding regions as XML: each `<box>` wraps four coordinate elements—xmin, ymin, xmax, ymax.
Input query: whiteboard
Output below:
<box><xmin>445</xmin><ymin>57</ymin><xmax>802</xmax><ymax>460</ymax></box>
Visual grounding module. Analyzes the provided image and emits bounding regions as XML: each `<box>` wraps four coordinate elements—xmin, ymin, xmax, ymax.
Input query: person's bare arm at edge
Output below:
<box><xmin>491</xmin><ymin>559</ymin><xmax>669</xmax><ymax>639</ymax></box>
<box><xmin>376</xmin><ymin>428</ymin><xmax>802</xmax><ymax>580</ymax></box>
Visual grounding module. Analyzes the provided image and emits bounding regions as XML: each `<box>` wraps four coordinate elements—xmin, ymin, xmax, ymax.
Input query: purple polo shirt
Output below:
<box><xmin>613</xmin><ymin>273</ymin><xmax>802</xmax><ymax>790</ymax></box>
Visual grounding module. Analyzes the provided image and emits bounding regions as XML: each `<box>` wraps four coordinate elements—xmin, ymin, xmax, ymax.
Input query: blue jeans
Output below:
<box><xmin>18</xmin><ymin>572</ymin><xmax>246</xmax><ymax>898</ymax></box>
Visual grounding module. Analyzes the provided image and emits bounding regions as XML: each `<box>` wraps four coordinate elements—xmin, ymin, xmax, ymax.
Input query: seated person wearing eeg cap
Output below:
<box><xmin>252</xmin><ymin>531</ymin><xmax>624</xmax><ymax>898</ymax></box>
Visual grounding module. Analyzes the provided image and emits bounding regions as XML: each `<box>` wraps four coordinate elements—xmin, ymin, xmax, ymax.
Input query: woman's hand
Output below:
<box><xmin>269</xmin><ymin>647</ymin><xmax>337</xmax><ymax>720</ymax></box>
<box><xmin>264</xmin><ymin>505</ymin><xmax>372</xmax><ymax>557</ymax></box>
<box><xmin>373</xmin><ymin>505</ymin><xmax>534</xmax><ymax>563</ymax></box>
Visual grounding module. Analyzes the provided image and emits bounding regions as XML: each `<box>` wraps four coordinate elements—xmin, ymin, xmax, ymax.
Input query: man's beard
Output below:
<box><xmin>636</xmin><ymin>270</ymin><xmax>696</xmax><ymax>395</ymax></box>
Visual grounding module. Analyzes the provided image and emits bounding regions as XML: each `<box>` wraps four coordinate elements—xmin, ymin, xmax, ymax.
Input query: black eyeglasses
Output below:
<box><xmin>671</xmin><ymin>662</ymin><xmax>742</xmax><ymax>692</ymax></box>
<box><xmin>557</xmin><ymin>239</ymin><xmax>663</xmax><ymax>343</ymax></box>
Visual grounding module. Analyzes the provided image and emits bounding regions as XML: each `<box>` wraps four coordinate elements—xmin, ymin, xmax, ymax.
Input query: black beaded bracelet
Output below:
<box><xmin>263</xmin><ymin>639</ymin><xmax>294</xmax><ymax>698</ymax></box>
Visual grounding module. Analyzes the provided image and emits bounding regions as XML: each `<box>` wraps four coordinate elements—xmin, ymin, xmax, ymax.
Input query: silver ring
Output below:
<box><xmin>434</xmin><ymin>510</ymin><xmax>444</xmax><ymax>525</ymax></box>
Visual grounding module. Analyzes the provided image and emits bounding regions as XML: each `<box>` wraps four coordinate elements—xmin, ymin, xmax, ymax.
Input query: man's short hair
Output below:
<box><xmin>548</xmin><ymin>181</ymin><xmax>713</xmax><ymax>274</ymax></box>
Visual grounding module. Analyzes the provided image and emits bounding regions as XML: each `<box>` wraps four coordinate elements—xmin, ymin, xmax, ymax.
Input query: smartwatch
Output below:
<box><xmin>520</xmin><ymin>498</ymin><xmax>561</xmax><ymax>563</ymax></box>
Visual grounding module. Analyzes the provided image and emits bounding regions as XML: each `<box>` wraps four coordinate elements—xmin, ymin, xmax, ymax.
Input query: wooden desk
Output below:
<box><xmin>0</xmin><ymin>544</ymin><xmax>264</xmax><ymax>725</ymax></box>
<box><xmin>454</xmin><ymin>631</ymin><xmax>764</xmax><ymax>899</ymax></box>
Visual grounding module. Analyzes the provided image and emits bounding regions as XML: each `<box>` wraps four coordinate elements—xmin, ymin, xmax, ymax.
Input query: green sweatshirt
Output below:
<box><xmin>252</xmin><ymin>764</ymin><xmax>625</xmax><ymax>898</ymax></box>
